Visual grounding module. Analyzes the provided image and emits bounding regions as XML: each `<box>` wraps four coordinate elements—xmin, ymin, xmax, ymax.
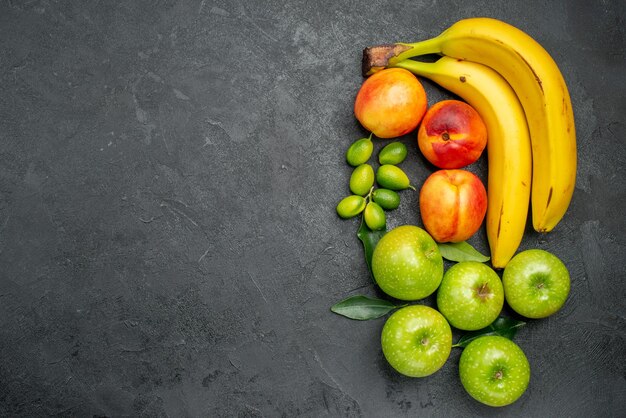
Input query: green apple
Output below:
<box><xmin>372</xmin><ymin>225</ymin><xmax>443</xmax><ymax>300</ymax></box>
<box><xmin>437</xmin><ymin>261</ymin><xmax>504</xmax><ymax>330</ymax></box>
<box><xmin>503</xmin><ymin>249</ymin><xmax>570</xmax><ymax>319</ymax></box>
<box><xmin>381</xmin><ymin>305</ymin><xmax>452</xmax><ymax>377</ymax></box>
<box><xmin>459</xmin><ymin>336</ymin><xmax>530</xmax><ymax>407</ymax></box>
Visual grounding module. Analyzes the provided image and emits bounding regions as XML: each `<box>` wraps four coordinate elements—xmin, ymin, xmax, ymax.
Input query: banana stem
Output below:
<box><xmin>391</xmin><ymin>36</ymin><xmax>443</xmax><ymax>64</ymax></box>
<box><xmin>391</xmin><ymin>58</ymin><xmax>439</xmax><ymax>78</ymax></box>
<box><xmin>362</xmin><ymin>36</ymin><xmax>443</xmax><ymax>76</ymax></box>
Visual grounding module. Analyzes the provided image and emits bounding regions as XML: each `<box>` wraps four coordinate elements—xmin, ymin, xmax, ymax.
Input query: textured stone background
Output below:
<box><xmin>1</xmin><ymin>0</ymin><xmax>624</xmax><ymax>416</ymax></box>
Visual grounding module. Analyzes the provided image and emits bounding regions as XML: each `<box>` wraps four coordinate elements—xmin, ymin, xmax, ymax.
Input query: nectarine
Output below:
<box><xmin>419</xmin><ymin>169</ymin><xmax>487</xmax><ymax>243</ymax></box>
<box><xmin>354</xmin><ymin>68</ymin><xmax>427</xmax><ymax>139</ymax></box>
<box><xmin>417</xmin><ymin>100</ymin><xmax>487</xmax><ymax>169</ymax></box>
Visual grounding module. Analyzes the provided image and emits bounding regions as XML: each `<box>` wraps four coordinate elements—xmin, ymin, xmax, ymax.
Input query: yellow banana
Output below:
<box><xmin>364</xmin><ymin>17</ymin><xmax>576</xmax><ymax>233</ymax></box>
<box><xmin>393</xmin><ymin>57</ymin><xmax>531</xmax><ymax>268</ymax></box>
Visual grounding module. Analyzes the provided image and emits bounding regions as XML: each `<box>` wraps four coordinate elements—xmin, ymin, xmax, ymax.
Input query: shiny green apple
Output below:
<box><xmin>437</xmin><ymin>261</ymin><xmax>504</xmax><ymax>330</ymax></box>
<box><xmin>503</xmin><ymin>249</ymin><xmax>570</xmax><ymax>319</ymax></box>
<box><xmin>372</xmin><ymin>225</ymin><xmax>443</xmax><ymax>300</ymax></box>
<box><xmin>381</xmin><ymin>305</ymin><xmax>452</xmax><ymax>377</ymax></box>
<box><xmin>459</xmin><ymin>336</ymin><xmax>530</xmax><ymax>407</ymax></box>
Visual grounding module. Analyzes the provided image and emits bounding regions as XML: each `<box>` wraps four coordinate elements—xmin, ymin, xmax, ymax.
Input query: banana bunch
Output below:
<box><xmin>362</xmin><ymin>17</ymin><xmax>577</xmax><ymax>268</ymax></box>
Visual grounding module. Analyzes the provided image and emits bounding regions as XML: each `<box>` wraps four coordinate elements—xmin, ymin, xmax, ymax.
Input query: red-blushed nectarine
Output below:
<box><xmin>354</xmin><ymin>68</ymin><xmax>427</xmax><ymax>139</ymax></box>
<box><xmin>417</xmin><ymin>100</ymin><xmax>487</xmax><ymax>168</ymax></box>
<box><xmin>419</xmin><ymin>169</ymin><xmax>487</xmax><ymax>243</ymax></box>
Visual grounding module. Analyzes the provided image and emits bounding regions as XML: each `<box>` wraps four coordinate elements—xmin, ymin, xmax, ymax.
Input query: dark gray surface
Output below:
<box><xmin>1</xmin><ymin>1</ymin><xmax>625</xmax><ymax>416</ymax></box>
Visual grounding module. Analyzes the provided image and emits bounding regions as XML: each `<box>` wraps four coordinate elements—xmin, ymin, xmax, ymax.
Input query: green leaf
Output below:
<box><xmin>437</xmin><ymin>241</ymin><xmax>490</xmax><ymax>263</ymax></box>
<box><xmin>357</xmin><ymin>216</ymin><xmax>386</xmax><ymax>282</ymax></box>
<box><xmin>453</xmin><ymin>316</ymin><xmax>526</xmax><ymax>348</ymax></box>
<box><xmin>331</xmin><ymin>295</ymin><xmax>403</xmax><ymax>320</ymax></box>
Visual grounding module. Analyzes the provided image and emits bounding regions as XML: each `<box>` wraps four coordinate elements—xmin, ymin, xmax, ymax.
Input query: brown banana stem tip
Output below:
<box><xmin>361</xmin><ymin>44</ymin><xmax>412</xmax><ymax>77</ymax></box>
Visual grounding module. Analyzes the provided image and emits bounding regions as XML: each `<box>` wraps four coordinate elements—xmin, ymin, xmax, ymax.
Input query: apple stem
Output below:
<box><xmin>476</xmin><ymin>282</ymin><xmax>491</xmax><ymax>300</ymax></box>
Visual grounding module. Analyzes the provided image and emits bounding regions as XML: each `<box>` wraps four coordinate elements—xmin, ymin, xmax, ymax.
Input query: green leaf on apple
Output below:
<box><xmin>331</xmin><ymin>295</ymin><xmax>404</xmax><ymax>320</ymax></box>
<box><xmin>437</xmin><ymin>241</ymin><xmax>490</xmax><ymax>263</ymax></box>
<box><xmin>357</xmin><ymin>216</ymin><xmax>386</xmax><ymax>281</ymax></box>
<box><xmin>453</xmin><ymin>316</ymin><xmax>525</xmax><ymax>348</ymax></box>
